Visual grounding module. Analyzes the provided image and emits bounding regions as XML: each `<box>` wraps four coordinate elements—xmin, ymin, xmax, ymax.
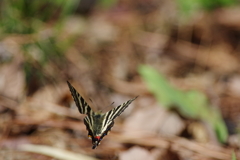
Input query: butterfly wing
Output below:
<box><xmin>67</xmin><ymin>81</ymin><xmax>138</xmax><ymax>149</ymax></box>
<box><xmin>67</xmin><ymin>81</ymin><xmax>96</xmax><ymax>147</ymax></box>
<box><xmin>104</xmin><ymin>96</ymin><xmax>138</xmax><ymax>122</ymax></box>
<box><xmin>67</xmin><ymin>81</ymin><xmax>92</xmax><ymax>115</ymax></box>
<box><xmin>89</xmin><ymin>96</ymin><xmax>138</xmax><ymax>149</ymax></box>
<box><xmin>100</xmin><ymin>96</ymin><xmax>138</xmax><ymax>136</ymax></box>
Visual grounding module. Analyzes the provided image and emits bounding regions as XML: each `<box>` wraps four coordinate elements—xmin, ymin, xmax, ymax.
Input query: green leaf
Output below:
<box><xmin>199</xmin><ymin>0</ymin><xmax>237</xmax><ymax>10</ymax></box>
<box><xmin>98</xmin><ymin>0</ymin><xmax>117</xmax><ymax>8</ymax></box>
<box><xmin>232</xmin><ymin>151</ymin><xmax>236</xmax><ymax>160</ymax></box>
<box><xmin>177</xmin><ymin>0</ymin><xmax>201</xmax><ymax>18</ymax></box>
<box><xmin>138</xmin><ymin>65</ymin><xmax>228</xmax><ymax>143</ymax></box>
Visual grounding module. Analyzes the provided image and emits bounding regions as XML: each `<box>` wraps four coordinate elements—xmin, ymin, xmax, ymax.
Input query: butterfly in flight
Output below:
<box><xmin>67</xmin><ymin>81</ymin><xmax>138</xmax><ymax>149</ymax></box>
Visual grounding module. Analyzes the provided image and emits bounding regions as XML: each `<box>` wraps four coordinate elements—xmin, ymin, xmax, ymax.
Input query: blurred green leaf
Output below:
<box><xmin>232</xmin><ymin>151</ymin><xmax>236</xmax><ymax>160</ymax></box>
<box><xmin>199</xmin><ymin>0</ymin><xmax>237</xmax><ymax>10</ymax></box>
<box><xmin>177</xmin><ymin>0</ymin><xmax>200</xmax><ymax>18</ymax></box>
<box><xmin>98</xmin><ymin>0</ymin><xmax>117</xmax><ymax>8</ymax></box>
<box><xmin>138</xmin><ymin>65</ymin><xmax>228</xmax><ymax>143</ymax></box>
<box><xmin>177</xmin><ymin>0</ymin><xmax>238</xmax><ymax>19</ymax></box>
<box><xmin>0</xmin><ymin>0</ymin><xmax>80</xmax><ymax>34</ymax></box>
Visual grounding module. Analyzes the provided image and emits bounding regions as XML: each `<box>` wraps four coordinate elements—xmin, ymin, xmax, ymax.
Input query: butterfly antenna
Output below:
<box><xmin>89</xmin><ymin>98</ymin><xmax>97</xmax><ymax>110</ymax></box>
<box><xmin>107</xmin><ymin>102</ymin><xmax>114</xmax><ymax>108</ymax></box>
<box><xmin>89</xmin><ymin>98</ymin><xmax>93</xmax><ymax>103</ymax></box>
<box><xmin>98</xmin><ymin>101</ymin><xmax>113</xmax><ymax>112</ymax></box>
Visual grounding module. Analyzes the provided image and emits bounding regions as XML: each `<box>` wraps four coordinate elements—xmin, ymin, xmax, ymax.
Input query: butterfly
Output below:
<box><xmin>67</xmin><ymin>81</ymin><xmax>138</xmax><ymax>149</ymax></box>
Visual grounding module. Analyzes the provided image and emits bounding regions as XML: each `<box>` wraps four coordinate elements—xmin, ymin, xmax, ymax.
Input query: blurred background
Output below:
<box><xmin>0</xmin><ymin>0</ymin><xmax>240</xmax><ymax>159</ymax></box>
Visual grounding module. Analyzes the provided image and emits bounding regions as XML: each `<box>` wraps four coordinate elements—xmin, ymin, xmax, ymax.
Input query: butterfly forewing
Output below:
<box><xmin>67</xmin><ymin>81</ymin><xmax>137</xmax><ymax>149</ymax></box>
<box><xmin>105</xmin><ymin>97</ymin><xmax>138</xmax><ymax>121</ymax></box>
<box><xmin>67</xmin><ymin>81</ymin><xmax>92</xmax><ymax>114</ymax></box>
<box><xmin>101</xmin><ymin>97</ymin><xmax>138</xmax><ymax>133</ymax></box>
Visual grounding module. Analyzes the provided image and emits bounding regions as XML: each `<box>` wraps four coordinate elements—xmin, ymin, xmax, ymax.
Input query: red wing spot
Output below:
<box><xmin>95</xmin><ymin>136</ymin><xmax>101</xmax><ymax>141</ymax></box>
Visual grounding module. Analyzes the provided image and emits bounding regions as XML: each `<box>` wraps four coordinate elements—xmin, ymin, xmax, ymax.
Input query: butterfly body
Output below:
<box><xmin>84</xmin><ymin>112</ymin><xmax>113</xmax><ymax>149</ymax></box>
<box><xmin>67</xmin><ymin>81</ymin><xmax>137</xmax><ymax>149</ymax></box>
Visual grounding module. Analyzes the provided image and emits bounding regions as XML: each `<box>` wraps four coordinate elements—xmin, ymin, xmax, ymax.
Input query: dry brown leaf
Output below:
<box><xmin>228</xmin><ymin>76</ymin><xmax>240</xmax><ymax>96</ymax></box>
<box><xmin>133</xmin><ymin>31</ymin><xmax>169</xmax><ymax>54</ymax></box>
<box><xmin>119</xmin><ymin>146</ymin><xmax>160</xmax><ymax>160</ymax></box>
<box><xmin>123</xmin><ymin>101</ymin><xmax>185</xmax><ymax>136</ymax></box>
<box><xmin>106</xmin><ymin>77</ymin><xmax>149</xmax><ymax>96</ymax></box>
<box><xmin>31</xmin><ymin>82</ymin><xmax>68</xmax><ymax>103</ymax></box>
<box><xmin>19</xmin><ymin>144</ymin><xmax>98</xmax><ymax>160</ymax></box>
<box><xmin>112</xmin><ymin>133</ymin><xmax>236</xmax><ymax>160</ymax></box>
<box><xmin>0</xmin><ymin>63</ymin><xmax>25</xmax><ymax>100</ymax></box>
<box><xmin>214</xmin><ymin>7</ymin><xmax>240</xmax><ymax>29</ymax></box>
<box><xmin>172</xmin><ymin>41</ymin><xmax>239</xmax><ymax>74</ymax></box>
<box><xmin>87</xmin><ymin>15</ymin><xmax>119</xmax><ymax>43</ymax></box>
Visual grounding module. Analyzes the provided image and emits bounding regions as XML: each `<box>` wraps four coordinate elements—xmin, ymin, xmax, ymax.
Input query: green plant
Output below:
<box><xmin>0</xmin><ymin>0</ymin><xmax>79</xmax><ymax>34</ymax></box>
<box><xmin>199</xmin><ymin>0</ymin><xmax>237</xmax><ymax>10</ymax></box>
<box><xmin>177</xmin><ymin>0</ymin><xmax>238</xmax><ymax>19</ymax></box>
<box><xmin>232</xmin><ymin>151</ymin><xmax>236</xmax><ymax>160</ymax></box>
<box><xmin>138</xmin><ymin>65</ymin><xmax>228</xmax><ymax>143</ymax></box>
<box><xmin>98</xmin><ymin>0</ymin><xmax>118</xmax><ymax>8</ymax></box>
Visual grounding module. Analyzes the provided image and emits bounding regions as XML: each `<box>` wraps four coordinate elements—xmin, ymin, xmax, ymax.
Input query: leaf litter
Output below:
<box><xmin>0</xmin><ymin>1</ymin><xmax>240</xmax><ymax>160</ymax></box>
